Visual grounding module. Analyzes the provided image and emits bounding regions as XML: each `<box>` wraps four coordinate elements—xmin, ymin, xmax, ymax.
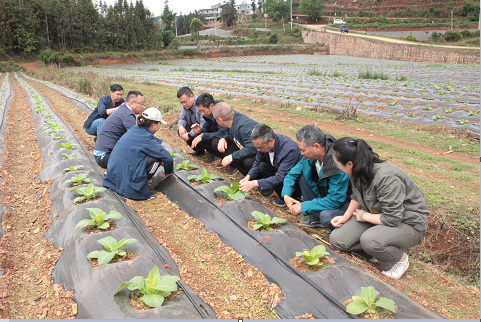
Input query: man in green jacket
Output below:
<box><xmin>281</xmin><ymin>125</ymin><xmax>351</xmax><ymax>229</ymax></box>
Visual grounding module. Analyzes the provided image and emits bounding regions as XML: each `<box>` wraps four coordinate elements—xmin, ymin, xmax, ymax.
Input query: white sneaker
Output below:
<box><xmin>381</xmin><ymin>254</ymin><xmax>409</xmax><ymax>280</ymax></box>
<box><xmin>369</xmin><ymin>257</ymin><xmax>378</xmax><ymax>263</ymax></box>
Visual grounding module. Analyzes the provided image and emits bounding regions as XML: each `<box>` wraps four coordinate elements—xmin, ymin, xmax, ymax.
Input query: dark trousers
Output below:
<box><xmin>298</xmin><ymin>174</ymin><xmax>349</xmax><ymax>230</ymax></box>
<box><xmin>204</xmin><ymin>137</ymin><xmax>234</xmax><ymax>159</ymax></box>
<box><xmin>221</xmin><ymin>141</ymin><xmax>255</xmax><ymax>175</ymax></box>
<box><xmin>256</xmin><ymin>160</ymin><xmax>283</xmax><ymax>198</ymax></box>
<box><xmin>178</xmin><ymin>125</ymin><xmax>205</xmax><ymax>153</ymax></box>
<box><xmin>95</xmin><ymin>153</ymin><xmax>110</xmax><ymax>169</ymax></box>
<box><xmin>146</xmin><ymin>156</ymin><xmax>161</xmax><ymax>180</ymax></box>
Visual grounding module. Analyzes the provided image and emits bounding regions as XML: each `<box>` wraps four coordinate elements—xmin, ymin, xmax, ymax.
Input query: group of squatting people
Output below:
<box><xmin>83</xmin><ymin>85</ymin><xmax>430</xmax><ymax>281</ymax></box>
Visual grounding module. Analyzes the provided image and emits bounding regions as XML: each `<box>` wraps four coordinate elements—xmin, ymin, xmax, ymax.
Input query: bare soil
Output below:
<box><xmin>88</xmin><ymin>251</ymin><xmax>138</xmax><ymax>267</ymax></box>
<box><xmin>288</xmin><ymin>256</ymin><xmax>336</xmax><ymax>272</ymax></box>
<box><xmin>83</xmin><ymin>220</ymin><xmax>116</xmax><ymax>233</ymax></box>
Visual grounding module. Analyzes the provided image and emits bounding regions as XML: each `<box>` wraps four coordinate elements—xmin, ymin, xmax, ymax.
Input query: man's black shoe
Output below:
<box><xmin>207</xmin><ymin>153</ymin><xmax>217</xmax><ymax>163</ymax></box>
<box><xmin>93</xmin><ymin>136</ymin><xmax>97</xmax><ymax>143</ymax></box>
<box><xmin>260</xmin><ymin>188</ymin><xmax>273</xmax><ymax>197</ymax></box>
<box><xmin>189</xmin><ymin>150</ymin><xmax>205</xmax><ymax>156</ymax></box>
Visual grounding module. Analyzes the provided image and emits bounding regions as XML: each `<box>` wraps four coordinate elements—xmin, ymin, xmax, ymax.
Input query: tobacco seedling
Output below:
<box><xmin>173</xmin><ymin>160</ymin><xmax>199</xmax><ymax>171</ymax></box>
<box><xmin>54</xmin><ymin>136</ymin><xmax>68</xmax><ymax>141</ymax></box>
<box><xmin>62</xmin><ymin>153</ymin><xmax>75</xmax><ymax>160</ymax></box>
<box><xmin>46</xmin><ymin>126</ymin><xmax>64</xmax><ymax>134</ymax></box>
<box><xmin>388</xmin><ymin>101</ymin><xmax>397</xmax><ymax>106</ymax></box>
<box><xmin>187</xmin><ymin>168</ymin><xmax>221</xmax><ymax>184</ymax></box>
<box><xmin>444</xmin><ymin>108</ymin><xmax>453</xmax><ymax>113</ymax></box>
<box><xmin>71</xmin><ymin>183</ymin><xmax>106</xmax><ymax>203</ymax></box>
<box><xmin>423</xmin><ymin>105</ymin><xmax>433</xmax><ymax>111</ymax></box>
<box><xmin>64</xmin><ymin>173</ymin><xmax>92</xmax><ymax>186</ymax></box>
<box><xmin>167</xmin><ymin>148</ymin><xmax>183</xmax><ymax>158</ymax></box>
<box><xmin>251</xmin><ymin>211</ymin><xmax>286</xmax><ymax>231</ymax></box>
<box><xmin>63</xmin><ymin>165</ymin><xmax>85</xmax><ymax>173</ymax></box>
<box><xmin>58</xmin><ymin>142</ymin><xmax>78</xmax><ymax>150</ymax></box>
<box><xmin>214</xmin><ymin>182</ymin><xmax>249</xmax><ymax>201</ymax></box>
<box><xmin>468</xmin><ymin>110</ymin><xmax>479</xmax><ymax>116</ymax></box>
<box><xmin>76</xmin><ymin>208</ymin><xmax>124</xmax><ymax>230</ymax></box>
<box><xmin>114</xmin><ymin>266</ymin><xmax>180</xmax><ymax>308</ymax></box>
<box><xmin>456</xmin><ymin>119</ymin><xmax>468</xmax><ymax>125</ymax></box>
<box><xmin>346</xmin><ymin>286</ymin><xmax>396</xmax><ymax>315</ymax></box>
<box><xmin>432</xmin><ymin>115</ymin><xmax>445</xmax><ymax>121</ymax></box>
<box><xmin>295</xmin><ymin>245</ymin><xmax>330</xmax><ymax>268</ymax></box>
<box><xmin>87</xmin><ymin>236</ymin><xmax>137</xmax><ymax>266</ymax></box>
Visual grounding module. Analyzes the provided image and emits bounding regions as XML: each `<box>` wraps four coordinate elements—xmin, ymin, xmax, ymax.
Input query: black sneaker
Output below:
<box><xmin>260</xmin><ymin>188</ymin><xmax>273</xmax><ymax>197</ymax></box>
<box><xmin>149</xmin><ymin>193</ymin><xmax>157</xmax><ymax>200</ymax></box>
<box><xmin>189</xmin><ymin>150</ymin><xmax>205</xmax><ymax>156</ymax></box>
<box><xmin>226</xmin><ymin>166</ymin><xmax>239</xmax><ymax>176</ymax></box>
<box><xmin>207</xmin><ymin>153</ymin><xmax>217</xmax><ymax>163</ymax></box>
<box><xmin>272</xmin><ymin>199</ymin><xmax>286</xmax><ymax>207</ymax></box>
<box><xmin>299</xmin><ymin>219</ymin><xmax>324</xmax><ymax>228</ymax></box>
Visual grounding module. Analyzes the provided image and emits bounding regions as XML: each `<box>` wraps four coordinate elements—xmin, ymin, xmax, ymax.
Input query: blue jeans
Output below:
<box><xmin>84</xmin><ymin>118</ymin><xmax>105</xmax><ymax>136</ymax></box>
<box><xmin>298</xmin><ymin>174</ymin><xmax>349</xmax><ymax>229</ymax></box>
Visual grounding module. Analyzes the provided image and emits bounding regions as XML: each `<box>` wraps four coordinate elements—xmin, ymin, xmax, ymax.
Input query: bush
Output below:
<box><xmin>169</xmin><ymin>38</ymin><xmax>181</xmax><ymax>50</ymax></box>
<box><xmin>182</xmin><ymin>49</ymin><xmax>195</xmax><ymax>56</ymax></box>
<box><xmin>0</xmin><ymin>61</ymin><xmax>21</xmax><ymax>72</ymax></box>
<box><xmin>76</xmin><ymin>78</ymin><xmax>92</xmax><ymax>95</ymax></box>
<box><xmin>62</xmin><ymin>53</ymin><xmax>74</xmax><ymax>65</ymax></box>
<box><xmin>161</xmin><ymin>30</ymin><xmax>176</xmax><ymax>47</ymax></box>
<box><xmin>431</xmin><ymin>31</ymin><xmax>440</xmax><ymax>42</ymax></box>
<box><xmin>39</xmin><ymin>48</ymin><xmax>59</xmax><ymax>64</ymax></box>
<box><xmin>402</xmin><ymin>33</ymin><xmax>417</xmax><ymax>42</ymax></box>
<box><xmin>268</xmin><ymin>33</ymin><xmax>278</xmax><ymax>44</ymax></box>
<box><xmin>444</xmin><ymin>30</ymin><xmax>462</xmax><ymax>42</ymax></box>
<box><xmin>461</xmin><ymin>29</ymin><xmax>472</xmax><ymax>38</ymax></box>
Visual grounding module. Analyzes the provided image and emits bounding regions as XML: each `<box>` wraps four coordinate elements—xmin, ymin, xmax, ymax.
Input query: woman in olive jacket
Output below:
<box><xmin>329</xmin><ymin>137</ymin><xmax>429</xmax><ymax>280</ymax></box>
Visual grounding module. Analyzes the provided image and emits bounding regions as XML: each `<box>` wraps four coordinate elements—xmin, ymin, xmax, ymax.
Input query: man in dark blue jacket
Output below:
<box><xmin>281</xmin><ymin>125</ymin><xmax>351</xmax><ymax>230</ymax></box>
<box><xmin>94</xmin><ymin>90</ymin><xmax>145</xmax><ymax>168</ymax></box>
<box><xmin>176</xmin><ymin>87</ymin><xmax>205</xmax><ymax>156</ymax></box>
<box><xmin>83</xmin><ymin>84</ymin><xmax>124</xmax><ymax>137</ymax></box>
<box><xmin>190</xmin><ymin>93</ymin><xmax>233</xmax><ymax>163</ymax></box>
<box><xmin>240</xmin><ymin>124</ymin><xmax>302</xmax><ymax>207</ymax></box>
<box><xmin>212</xmin><ymin>102</ymin><xmax>258</xmax><ymax>176</ymax></box>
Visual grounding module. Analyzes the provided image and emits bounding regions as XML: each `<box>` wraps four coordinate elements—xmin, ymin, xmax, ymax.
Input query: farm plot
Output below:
<box><xmin>71</xmin><ymin>55</ymin><xmax>480</xmax><ymax>133</ymax></box>
<box><xmin>16</xmin><ymin>70</ymin><xmax>478</xmax><ymax>316</ymax></box>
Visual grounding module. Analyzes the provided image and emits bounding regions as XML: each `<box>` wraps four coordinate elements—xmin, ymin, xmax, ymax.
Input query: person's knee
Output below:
<box><xmin>329</xmin><ymin>229</ymin><xmax>345</xmax><ymax>251</ymax></box>
<box><xmin>360</xmin><ymin>230</ymin><xmax>387</xmax><ymax>254</ymax></box>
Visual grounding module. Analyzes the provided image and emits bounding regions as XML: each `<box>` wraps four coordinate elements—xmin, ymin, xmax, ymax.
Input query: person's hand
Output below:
<box><xmin>191</xmin><ymin>123</ymin><xmax>201</xmax><ymax>135</ymax></box>
<box><xmin>181</xmin><ymin>133</ymin><xmax>190</xmax><ymax>141</ymax></box>
<box><xmin>221</xmin><ymin>155</ymin><xmax>232</xmax><ymax>167</ymax></box>
<box><xmin>331</xmin><ymin>215</ymin><xmax>348</xmax><ymax>228</ymax></box>
<box><xmin>191</xmin><ymin>135</ymin><xmax>202</xmax><ymax>148</ymax></box>
<box><xmin>353</xmin><ymin>209</ymin><xmax>369</xmax><ymax>222</ymax></box>
<box><xmin>218</xmin><ymin>138</ymin><xmax>227</xmax><ymax>153</ymax></box>
<box><xmin>284</xmin><ymin>196</ymin><xmax>302</xmax><ymax>216</ymax></box>
<box><xmin>239</xmin><ymin>179</ymin><xmax>257</xmax><ymax>193</ymax></box>
<box><xmin>239</xmin><ymin>175</ymin><xmax>250</xmax><ymax>184</ymax></box>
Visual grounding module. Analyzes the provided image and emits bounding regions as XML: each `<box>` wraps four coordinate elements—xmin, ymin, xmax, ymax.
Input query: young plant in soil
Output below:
<box><xmin>45</xmin><ymin>125</ymin><xmax>65</xmax><ymax>134</ymax></box>
<box><xmin>71</xmin><ymin>183</ymin><xmax>106</xmax><ymax>203</ymax></box>
<box><xmin>214</xmin><ymin>182</ymin><xmax>249</xmax><ymax>201</ymax></box>
<box><xmin>187</xmin><ymin>167</ymin><xmax>220</xmax><ymax>184</ymax></box>
<box><xmin>251</xmin><ymin>211</ymin><xmax>286</xmax><ymax>231</ymax></box>
<box><xmin>57</xmin><ymin>142</ymin><xmax>79</xmax><ymax>150</ymax></box>
<box><xmin>295</xmin><ymin>245</ymin><xmax>330</xmax><ymax>268</ymax></box>
<box><xmin>167</xmin><ymin>148</ymin><xmax>183</xmax><ymax>158</ymax></box>
<box><xmin>173</xmin><ymin>160</ymin><xmax>199</xmax><ymax>172</ymax></box>
<box><xmin>63</xmin><ymin>165</ymin><xmax>85</xmax><ymax>173</ymax></box>
<box><xmin>76</xmin><ymin>208</ymin><xmax>124</xmax><ymax>230</ymax></box>
<box><xmin>345</xmin><ymin>286</ymin><xmax>396</xmax><ymax>317</ymax></box>
<box><xmin>64</xmin><ymin>173</ymin><xmax>91</xmax><ymax>186</ymax></box>
<box><xmin>114</xmin><ymin>266</ymin><xmax>180</xmax><ymax>308</ymax></box>
<box><xmin>87</xmin><ymin>236</ymin><xmax>137</xmax><ymax>266</ymax></box>
<box><xmin>62</xmin><ymin>153</ymin><xmax>75</xmax><ymax>160</ymax></box>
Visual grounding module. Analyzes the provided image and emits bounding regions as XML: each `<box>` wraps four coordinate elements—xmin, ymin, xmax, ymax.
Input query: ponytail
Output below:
<box><xmin>137</xmin><ymin>114</ymin><xmax>159</xmax><ymax>128</ymax></box>
<box><xmin>332</xmin><ymin>137</ymin><xmax>384</xmax><ymax>189</ymax></box>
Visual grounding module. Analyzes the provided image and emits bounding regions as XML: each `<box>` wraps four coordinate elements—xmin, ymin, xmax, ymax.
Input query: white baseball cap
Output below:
<box><xmin>142</xmin><ymin>107</ymin><xmax>167</xmax><ymax>124</ymax></box>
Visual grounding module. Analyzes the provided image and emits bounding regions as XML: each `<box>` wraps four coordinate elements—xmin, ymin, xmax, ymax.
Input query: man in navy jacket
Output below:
<box><xmin>240</xmin><ymin>124</ymin><xmax>302</xmax><ymax>207</ymax></box>
<box><xmin>83</xmin><ymin>84</ymin><xmax>124</xmax><ymax>137</ymax></box>
<box><xmin>212</xmin><ymin>102</ymin><xmax>258</xmax><ymax>176</ymax></box>
<box><xmin>176</xmin><ymin>87</ymin><xmax>205</xmax><ymax>156</ymax></box>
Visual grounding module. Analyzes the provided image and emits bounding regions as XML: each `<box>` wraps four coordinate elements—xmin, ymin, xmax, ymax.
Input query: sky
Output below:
<box><xmin>100</xmin><ymin>0</ymin><xmax>229</xmax><ymax>16</ymax></box>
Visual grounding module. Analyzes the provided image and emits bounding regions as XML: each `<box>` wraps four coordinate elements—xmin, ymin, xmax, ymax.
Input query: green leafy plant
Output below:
<box><xmin>45</xmin><ymin>126</ymin><xmax>64</xmax><ymax>134</ymax></box>
<box><xmin>173</xmin><ymin>160</ymin><xmax>200</xmax><ymax>171</ymax></box>
<box><xmin>62</xmin><ymin>153</ymin><xmax>75</xmax><ymax>160</ymax></box>
<box><xmin>187</xmin><ymin>168</ymin><xmax>220</xmax><ymax>184</ymax></box>
<box><xmin>346</xmin><ymin>286</ymin><xmax>396</xmax><ymax>315</ymax></box>
<box><xmin>87</xmin><ymin>236</ymin><xmax>137</xmax><ymax>266</ymax></box>
<box><xmin>114</xmin><ymin>266</ymin><xmax>180</xmax><ymax>308</ymax></box>
<box><xmin>423</xmin><ymin>105</ymin><xmax>433</xmax><ymax>111</ymax></box>
<box><xmin>444</xmin><ymin>108</ymin><xmax>453</xmax><ymax>113</ymax></box>
<box><xmin>54</xmin><ymin>137</ymin><xmax>68</xmax><ymax>141</ymax></box>
<box><xmin>57</xmin><ymin>142</ymin><xmax>79</xmax><ymax>150</ymax></box>
<box><xmin>251</xmin><ymin>211</ymin><xmax>286</xmax><ymax>231</ymax></box>
<box><xmin>456</xmin><ymin>119</ymin><xmax>468</xmax><ymax>125</ymax></box>
<box><xmin>468</xmin><ymin>110</ymin><xmax>479</xmax><ymax>116</ymax></box>
<box><xmin>76</xmin><ymin>208</ymin><xmax>124</xmax><ymax>230</ymax></box>
<box><xmin>295</xmin><ymin>245</ymin><xmax>330</xmax><ymax>268</ymax></box>
<box><xmin>63</xmin><ymin>173</ymin><xmax>92</xmax><ymax>186</ymax></box>
<box><xmin>432</xmin><ymin>115</ymin><xmax>445</xmax><ymax>121</ymax></box>
<box><xmin>71</xmin><ymin>183</ymin><xmax>106</xmax><ymax>203</ymax></box>
<box><xmin>388</xmin><ymin>101</ymin><xmax>397</xmax><ymax>106</ymax></box>
<box><xmin>63</xmin><ymin>165</ymin><xmax>84</xmax><ymax>173</ymax></box>
<box><xmin>167</xmin><ymin>148</ymin><xmax>183</xmax><ymax>158</ymax></box>
<box><xmin>214</xmin><ymin>182</ymin><xmax>249</xmax><ymax>201</ymax></box>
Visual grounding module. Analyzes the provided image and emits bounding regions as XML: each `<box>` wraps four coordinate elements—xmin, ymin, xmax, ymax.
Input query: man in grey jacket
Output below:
<box><xmin>177</xmin><ymin>87</ymin><xmax>205</xmax><ymax>156</ymax></box>
<box><xmin>239</xmin><ymin>124</ymin><xmax>302</xmax><ymax>207</ymax></box>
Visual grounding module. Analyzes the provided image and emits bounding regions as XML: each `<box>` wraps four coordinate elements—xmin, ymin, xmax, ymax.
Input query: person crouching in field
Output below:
<box><xmin>103</xmin><ymin>108</ymin><xmax>173</xmax><ymax>200</ymax></box>
<box><xmin>329</xmin><ymin>137</ymin><xmax>429</xmax><ymax>280</ymax></box>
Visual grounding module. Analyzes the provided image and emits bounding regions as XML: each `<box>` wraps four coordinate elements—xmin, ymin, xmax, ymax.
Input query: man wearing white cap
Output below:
<box><xmin>103</xmin><ymin>107</ymin><xmax>173</xmax><ymax>200</ymax></box>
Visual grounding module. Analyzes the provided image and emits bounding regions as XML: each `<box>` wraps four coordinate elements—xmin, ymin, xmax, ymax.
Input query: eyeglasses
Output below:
<box><xmin>133</xmin><ymin>101</ymin><xmax>145</xmax><ymax>107</ymax></box>
<box><xmin>179</xmin><ymin>99</ymin><xmax>189</xmax><ymax>106</ymax></box>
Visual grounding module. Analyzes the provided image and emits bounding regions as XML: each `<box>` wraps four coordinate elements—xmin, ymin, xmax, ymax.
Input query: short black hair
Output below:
<box><xmin>126</xmin><ymin>90</ymin><xmax>143</xmax><ymax>102</ymax></box>
<box><xmin>251</xmin><ymin>124</ymin><xmax>275</xmax><ymax>144</ymax></box>
<box><xmin>195</xmin><ymin>93</ymin><xmax>215</xmax><ymax>108</ymax></box>
<box><xmin>177</xmin><ymin>86</ymin><xmax>193</xmax><ymax>98</ymax></box>
<box><xmin>296</xmin><ymin>124</ymin><xmax>326</xmax><ymax>147</ymax></box>
<box><xmin>110</xmin><ymin>84</ymin><xmax>123</xmax><ymax>92</ymax></box>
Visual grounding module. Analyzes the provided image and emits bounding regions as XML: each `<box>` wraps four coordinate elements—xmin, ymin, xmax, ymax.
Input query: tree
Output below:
<box><xmin>252</xmin><ymin>1</ymin><xmax>257</xmax><ymax>13</ymax></box>
<box><xmin>461</xmin><ymin>0</ymin><xmax>480</xmax><ymax>21</ymax></box>
<box><xmin>264</xmin><ymin>0</ymin><xmax>290</xmax><ymax>23</ymax></box>
<box><xmin>300</xmin><ymin>0</ymin><xmax>325</xmax><ymax>23</ymax></box>
<box><xmin>190</xmin><ymin>17</ymin><xmax>203</xmax><ymax>40</ymax></box>
<box><xmin>160</xmin><ymin>0</ymin><xmax>176</xmax><ymax>31</ymax></box>
<box><xmin>161</xmin><ymin>30</ymin><xmax>175</xmax><ymax>47</ymax></box>
<box><xmin>220</xmin><ymin>0</ymin><xmax>237</xmax><ymax>28</ymax></box>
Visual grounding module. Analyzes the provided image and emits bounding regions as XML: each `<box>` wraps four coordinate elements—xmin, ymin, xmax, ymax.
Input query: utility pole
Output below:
<box><xmin>175</xmin><ymin>16</ymin><xmax>178</xmax><ymax>36</ymax></box>
<box><xmin>214</xmin><ymin>11</ymin><xmax>217</xmax><ymax>36</ymax></box>
<box><xmin>451</xmin><ymin>10</ymin><xmax>453</xmax><ymax>30</ymax></box>
<box><xmin>265</xmin><ymin>13</ymin><xmax>267</xmax><ymax>28</ymax></box>
<box><xmin>290</xmin><ymin>0</ymin><xmax>292</xmax><ymax>29</ymax></box>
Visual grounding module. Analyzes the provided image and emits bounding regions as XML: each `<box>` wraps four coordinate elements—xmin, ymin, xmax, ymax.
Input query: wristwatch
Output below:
<box><xmin>228</xmin><ymin>155</ymin><xmax>233</xmax><ymax>163</ymax></box>
<box><xmin>200</xmin><ymin>133</ymin><xmax>204</xmax><ymax>138</ymax></box>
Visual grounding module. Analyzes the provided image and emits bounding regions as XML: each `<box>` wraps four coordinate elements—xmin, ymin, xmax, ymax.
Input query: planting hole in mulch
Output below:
<box><xmin>74</xmin><ymin>195</ymin><xmax>102</xmax><ymax>205</ymax></box>
<box><xmin>247</xmin><ymin>219</ymin><xmax>277</xmax><ymax>232</ymax></box>
<box><xmin>88</xmin><ymin>251</ymin><xmax>138</xmax><ymax>267</ymax></box>
<box><xmin>295</xmin><ymin>313</ymin><xmax>315</xmax><ymax>319</ymax></box>
<box><xmin>130</xmin><ymin>289</ymin><xmax>183</xmax><ymax>311</ymax></box>
<box><xmin>83</xmin><ymin>220</ymin><xmax>116</xmax><ymax>233</ymax></box>
<box><xmin>288</xmin><ymin>256</ymin><xmax>336</xmax><ymax>272</ymax></box>
<box><xmin>343</xmin><ymin>297</ymin><xmax>398</xmax><ymax>319</ymax></box>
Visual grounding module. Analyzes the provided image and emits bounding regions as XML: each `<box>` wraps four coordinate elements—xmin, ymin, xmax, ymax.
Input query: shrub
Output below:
<box><xmin>62</xmin><ymin>53</ymin><xmax>74</xmax><ymax>65</ymax></box>
<box><xmin>431</xmin><ymin>31</ymin><xmax>440</xmax><ymax>42</ymax></box>
<box><xmin>460</xmin><ymin>29</ymin><xmax>472</xmax><ymax>38</ymax></box>
<box><xmin>161</xmin><ymin>30</ymin><xmax>176</xmax><ymax>47</ymax></box>
<box><xmin>39</xmin><ymin>48</ymin><xmax>59</xmax><ymax>64</ymax></box>
<box><xmin>0</xmin><ymin>61</ymin><xmax>21</xmax><ymax>72</ymax></box>
<box><xmin>402</xmin><ymin>33</ymin><xmax>416</xmax><ymax>41</ymax></box>
<box><xmin>268</xmin><ymin>33</ymin><xmax>278</xmax><ymax>44</ymax></box>
<box><xmin>444</xmin><ymin>30</ymin><xmax>462</xmax><ymax>42</ymax></box>
<box><xmin>182</xmin><ymin>49</ymin><xmax>195</xmax><ymax>56</ymax></box>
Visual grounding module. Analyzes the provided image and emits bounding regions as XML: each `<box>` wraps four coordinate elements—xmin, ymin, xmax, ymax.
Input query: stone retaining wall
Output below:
<box><xmin>302</xmin><ymin>30</ymin><xmax>480</xmax><ymax>65</ymax></box>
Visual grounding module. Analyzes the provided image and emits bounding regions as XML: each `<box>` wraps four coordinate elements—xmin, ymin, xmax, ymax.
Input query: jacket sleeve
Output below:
<box><xmin>177</xmin><ymin>107</ymin><xmax>187</xmax><ymax>129</ymax></box>
<box><xmin>376</xmin><ymin>175</ymin><xmax>406</xmax><ymax>227</ymax></box>
<box><xmin>97</xmin><ymin>97</ymin><xmax>109</xmax><ymax>117</ymax></box>
<box><xmin>257</xmin><ymin>147</ymin><xmax>300</xmax><ymax>190</ymax></box>
<box><xmin>301</xmin><ymin>172</ymin><xmax>350</xmax><ymax>215</ymax></box>
<box><xmin>124</xmin><ymin>113</ymin><xmax>137</xmax><ymax>131</ymax></box>
<box><xmin>231</xmin><ymin>126</ymin><xmax>257</xmax><ymax>162</ymax></box>
<box><xmin>281</xmin><ymin>159</ymin><xmax>303</xmax><ymax>197</ymax></box>
<box><xmin>143</xmin><ymin>139</ymin><xmax>174</xmax><ymax>174</ymax></box>
<box><xmin>247</xmin><ymin>152</ymin><xmax>263</xmax><ymax>179</ymax></box>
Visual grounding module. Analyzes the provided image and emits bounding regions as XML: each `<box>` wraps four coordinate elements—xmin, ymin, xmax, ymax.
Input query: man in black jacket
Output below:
<box><xmin>212</xmin><ymin>102</ymin><xmax>258</xmax><ymax>176</ymax></box>
<box><xmin>239</xmin><ymin>124</ymin><xmax>302</xmax><ymax>207</ymax></box>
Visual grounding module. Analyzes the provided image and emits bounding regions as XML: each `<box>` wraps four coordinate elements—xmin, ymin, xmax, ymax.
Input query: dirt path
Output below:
<box><xmin>304</xmin><ymin>24</ymin><xmax>480</xmax><ymax>49</ymax></box>
<box><xmin>0</xmin><ymin>75</ymin><xmax>76</xmax><ymax>319</ymax></box>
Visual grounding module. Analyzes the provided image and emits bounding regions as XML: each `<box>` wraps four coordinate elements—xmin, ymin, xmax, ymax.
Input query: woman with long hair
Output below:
<box><xmin>329</xmin><ymin>137</ymin><xmax>429</xmax><ymax>279</ymax></box>
<box><xmin>103</xmin><ymin>108</ymin><xmax>173</xmax><ymax>200</ymax></box>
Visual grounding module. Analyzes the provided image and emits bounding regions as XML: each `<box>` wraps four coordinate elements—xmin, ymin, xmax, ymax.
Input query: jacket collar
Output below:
<box><xmin>308</xmin><ymin>134</ymin><xmax>340</xmax><ymax>182</ymax></box>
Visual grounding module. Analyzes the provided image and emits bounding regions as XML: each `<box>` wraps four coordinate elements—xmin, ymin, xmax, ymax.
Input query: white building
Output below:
<box><xmin>198</xmin><ymin>3</ymin><xmax>222</xmax><ymax>23</ymax></box>
<box><xmin>235</xmin><ymin>1</ymin><xmax>254</xmax><ymax>15</ymax></box>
